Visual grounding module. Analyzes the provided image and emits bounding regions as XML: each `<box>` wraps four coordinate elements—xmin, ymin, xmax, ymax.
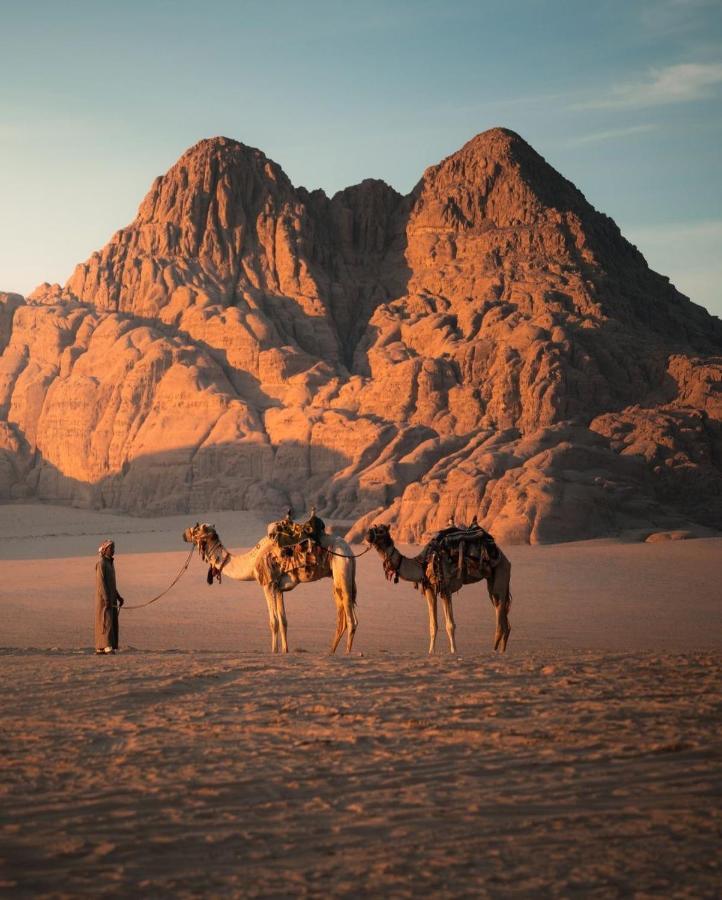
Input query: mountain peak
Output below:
<box><xmin>426</xmin><ymin>126</ymin><xmax>579</xmax><ymax>204</ymax></box>
<box><xmin>161</xmin><ymin>135</ymin><xmax>289</xmax><ymax>190</ymax></box>
<box><xmin>428</xmin><ymin>127</ymin><xmax>532</xmax><ymax>171</ymax></box>
<box><xmin>176</xmin><ymin>135</ymin><xmax>264</xmax><ymax>164</ymax></box>
<box><xmin>460</xmin><ymin>126</ymin><xmax>527</xmax><ymax>151</ymax></box>
<box><xmin>4</xmin><ymin>127</ymin><xmax>722</xmax><ymax>544</ymax></box>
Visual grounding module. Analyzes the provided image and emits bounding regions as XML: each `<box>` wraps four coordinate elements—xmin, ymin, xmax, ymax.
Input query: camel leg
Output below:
<box><xmin>329</xmin><ymin>557</ymin><xmax>357</xmax><ymax>654</ymax></box>
<box><xmin>340</xmin><ymin>586</ymin><xmax>357</xmax><ymax>654</ymax></box>
<box><xmin>440</xmin><ymin>593</ymin><xmax>457</xmax><ymax>654</ymax></box>
<box><xmin>489</xmin><ymin>555</ymin><xmax>512</xmax><ymax>652</ymax></box>
<box><xmin>263</xmin><ymin>586</ymin><xmax>279</xmax><ymax>653</ymax></box>
<box><xmin>493</xmin><ymin>599</ymin><xmax>511</xmax><ymax>652</ymax></box>
<box><xmin>425</xmin><ymin>589</ymin><xmax>438</xmax><ymax>654</ymax></box>
<box><xmin>330</xmin><ymin>602</ymin><xmax>346</xmax><ymax>655</ymax></box>
<box><xmin>344</xmin><ymin>598</ymin><xmax>357</xmax><ymax>654</ymax></box>
<box><xmin>493</xmin><ymin>600</ymin><xmax>503</xmax><ymax>651</ymax></box>
<box><xmin>502</xmin><ymin>604</ymin><xmax>511</xmax><ymax>652</ymax></box>
<box><xmin>275</xmin><ymin>591</ymin><xmax>289</xmax><ymax>654</ymax></box>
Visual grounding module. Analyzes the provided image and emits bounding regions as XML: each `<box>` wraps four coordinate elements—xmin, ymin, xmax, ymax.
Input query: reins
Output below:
<box><xmin>122</xmin><ymin>547</ymin><xmax>195</xmax><ymax>610</ymax></box>
<box><xmin>325</xmin><ymin>545</ymin><xmax>371</xmax><ymax>559</ymax></box>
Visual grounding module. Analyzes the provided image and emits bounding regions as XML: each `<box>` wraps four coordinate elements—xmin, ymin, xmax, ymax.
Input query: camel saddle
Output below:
<box><xmin>260</xmin><ymin>509</ymin><xmax>330</xmax><ymax>583</ymax></box>
<box><xmin>425</xmin><ymin>522</ymin><xmax>500</xmax><ymax>588</ymax></box>
<box><xmin>268</xmin><ymin>510</ymin><xmax>327</xmax><ymax>548</ymax></box>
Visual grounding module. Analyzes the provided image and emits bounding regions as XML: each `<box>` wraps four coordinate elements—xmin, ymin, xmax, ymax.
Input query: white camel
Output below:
<box><xmin>182</xmin><ymin>523</ymin><xmax>358</xmax><ymax>654</ymax></box>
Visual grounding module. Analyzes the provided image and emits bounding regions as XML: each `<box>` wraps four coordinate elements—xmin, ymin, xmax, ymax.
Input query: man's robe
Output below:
<box><xmin>94</xmin><ymin>556</ymin><xmax>120</xmax><ymax>650</ymax></box>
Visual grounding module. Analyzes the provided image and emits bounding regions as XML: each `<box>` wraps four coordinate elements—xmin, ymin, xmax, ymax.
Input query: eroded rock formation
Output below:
<box><xmin>2</xmin><ymin>129</ymin><xmax>721</xmax><ymax>542</ymax></box>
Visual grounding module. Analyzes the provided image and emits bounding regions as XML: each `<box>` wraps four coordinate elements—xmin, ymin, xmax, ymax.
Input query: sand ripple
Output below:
<box><xmin>0</xmin><ymin>649</ymin><xmax>720</xmax><ymax>897</ymax></box>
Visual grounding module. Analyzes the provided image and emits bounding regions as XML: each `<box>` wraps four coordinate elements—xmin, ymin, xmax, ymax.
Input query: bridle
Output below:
<box><xmin>191</xmin><ymin>526</ymin><xmax>231</xmax><ymax>584</ymax></box>
<box><xmin>366</xmin><ymin>525</ymin><xmax>401</xmax><ymax>583</ymax></box>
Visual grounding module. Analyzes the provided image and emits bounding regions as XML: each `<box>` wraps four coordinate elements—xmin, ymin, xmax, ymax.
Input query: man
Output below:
<box><xmin>94</xmin><ymin>539</ymin><xmax>124</xmax><ymax>654</ymax></box>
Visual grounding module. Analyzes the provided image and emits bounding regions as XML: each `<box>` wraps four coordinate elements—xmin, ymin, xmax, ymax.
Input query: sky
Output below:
<box><xmin>1</xmin><ymin>0</ymin><xmax>721</xmax><ymax>316</ymax></box>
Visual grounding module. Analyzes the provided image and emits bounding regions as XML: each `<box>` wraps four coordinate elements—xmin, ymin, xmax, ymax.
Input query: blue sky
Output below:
<box><xmin>1</xmin><ymin>0</ymin><xmax>721</xmax><ymax>316</ymax></box>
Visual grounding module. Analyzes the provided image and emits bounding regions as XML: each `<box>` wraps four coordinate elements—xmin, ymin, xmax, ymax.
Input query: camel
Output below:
<box><xmin>182</xmin><ymin>522</ymin><xmax>358</xmax><ymax>654</ymax></box>
<box><xmin>366</xmin><ymin>523</ymin><xmax>512</xmax><ymax>654</ymax></box>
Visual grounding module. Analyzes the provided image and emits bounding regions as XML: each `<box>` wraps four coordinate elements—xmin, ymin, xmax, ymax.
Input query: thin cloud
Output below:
<box><xmin>573</xmin><ymin>62</ymin><xmax>722</xmax><ymax>110</ymax></box>
<box><xmin>566</xmin><ymin>123</ymin><xmax>659</xmax><ymax>147</ymax></box>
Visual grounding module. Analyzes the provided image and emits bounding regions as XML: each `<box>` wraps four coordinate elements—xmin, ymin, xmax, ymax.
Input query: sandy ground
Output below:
<box><xmin>1</xmin><ymin>503</ymin><xmax>721</xmax><ymax>897</ymax></box>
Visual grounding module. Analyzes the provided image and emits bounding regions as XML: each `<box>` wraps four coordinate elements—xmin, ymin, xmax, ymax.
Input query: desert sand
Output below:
<box><xmin>1</xmin><ymin>503</ymin><xmax>721</xmax><ymax>897</ymax></box>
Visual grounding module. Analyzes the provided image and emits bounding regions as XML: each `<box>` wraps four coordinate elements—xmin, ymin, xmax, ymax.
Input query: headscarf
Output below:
<box><xmin>98</xmin><ymin>539</ymin><xmax>115</xmax><ymax>558</ymax></box>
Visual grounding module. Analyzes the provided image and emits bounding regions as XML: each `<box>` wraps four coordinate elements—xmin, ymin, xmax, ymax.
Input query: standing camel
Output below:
<box><xmin>182</xmin><ymin>523</ymin><xmax>358</xmax><ymax>654</ymax></box>
<box><xmin>366</xmin><ymin>524</ymin><xmax>511</xmax><ymax>654</ymax></box>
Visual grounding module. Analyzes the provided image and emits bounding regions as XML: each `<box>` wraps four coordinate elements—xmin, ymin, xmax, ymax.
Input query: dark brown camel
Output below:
<box><xmin>366</xmin><ymin>524</ymin><xmax>512</xmax><ymax>654</ymax></box>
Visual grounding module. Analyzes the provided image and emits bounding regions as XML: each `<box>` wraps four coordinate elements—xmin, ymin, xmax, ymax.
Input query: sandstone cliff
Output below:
<box><xmin>2</xmin><ymin>128</ymin><xmax>721</xmax><ymax>542</ymax></box>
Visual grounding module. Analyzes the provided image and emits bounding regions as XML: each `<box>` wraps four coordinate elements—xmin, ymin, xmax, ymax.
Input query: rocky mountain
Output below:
<box><xmin>1</xmin><ymin>128</ymin><xmax>721</xmax><ymax>542</ymax></box>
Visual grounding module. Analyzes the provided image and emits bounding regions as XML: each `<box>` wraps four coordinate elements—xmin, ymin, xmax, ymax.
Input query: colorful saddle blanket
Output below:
<box><xmin>424</xmin><ymin>524</ymin><xmax>500</xmax><ymax>588</ymax></box>
<box><xmin>256</xmin><ymin>511</ymin><xmax>330</xmax><ymax>587</ymax></box>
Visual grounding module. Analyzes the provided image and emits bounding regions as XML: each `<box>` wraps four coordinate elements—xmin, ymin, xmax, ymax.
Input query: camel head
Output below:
<box><xmin>366</xmin><ymin>523</ymin><xmax>394</xmax><ymax>552</ymax></box>
<box><xmin>183</xmin><ymin>522</ymin><xmax>221</xmax><ymax>562</ymax></box>
<box><xmin>182</xmin><ymin>522</ymin><xmax>229</xmax><ymax>585</ymax></box>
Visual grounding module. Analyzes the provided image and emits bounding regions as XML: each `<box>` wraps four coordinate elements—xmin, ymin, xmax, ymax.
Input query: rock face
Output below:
<box><xmin>2</xmin><ymin>128</ymin><xmax>721</xmax><ymax>542</ymax></box>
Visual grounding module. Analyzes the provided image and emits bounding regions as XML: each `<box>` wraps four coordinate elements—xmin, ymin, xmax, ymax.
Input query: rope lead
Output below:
<box><xmin>122</xmin><ymin>547</ymin><xmax>195</xmax><ymax>610</ymax></box>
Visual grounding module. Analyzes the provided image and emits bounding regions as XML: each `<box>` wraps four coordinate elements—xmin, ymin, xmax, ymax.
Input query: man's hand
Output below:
<box><xmin>117</xmin><ymin>596</ymin><xmax>125</xmax><ymax>608</ymax></box>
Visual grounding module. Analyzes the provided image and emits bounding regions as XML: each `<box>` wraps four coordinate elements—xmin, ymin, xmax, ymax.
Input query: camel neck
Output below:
<box><xmin>379</xmin><ymin>543</ymin><xmax>424</xmax><ymax>583</ymax></box>
<box><xmin>221</xmin><ymin>544</ymin><xmax>263</xmax><ymax>582</ymax></box>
